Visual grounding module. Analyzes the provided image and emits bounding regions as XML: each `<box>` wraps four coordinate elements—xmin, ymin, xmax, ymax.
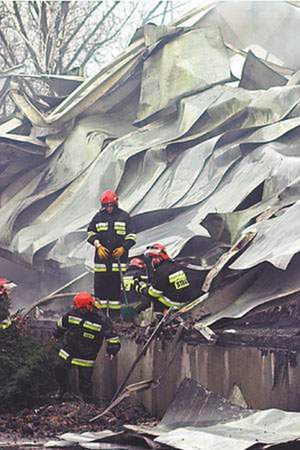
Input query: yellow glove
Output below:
<box><xmin>97</xmin><ymin>244</ymin><xmax>109</xmax><ymax>259</ymax></box>
<box><xmin>112</xmin><ymin>246</ymin><xmax>125</xmax><ymax>259</ymax></box>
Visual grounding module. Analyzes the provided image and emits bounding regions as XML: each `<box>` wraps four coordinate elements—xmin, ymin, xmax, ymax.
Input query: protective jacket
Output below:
<box><xmin>87</xmin><ymin>207</ymin><xmax>136</xmax><ymax>275</ymax></box>
<box><xmin>0</xmin><ymin>294</ymin><xmax>11</xmax><ymax>330</ymax></box>
<box><xmin>138</xmin><ymin>260</ymin><xmax>193</xmax><ymax>312</ymax></box>
<box><xmin>54</xmin><ymin>307</ymin><xmax>120</xmax><ymax>368</ymax></box>
<box><xmin>123</xmin><ymin>266</ymin><xmax>148</xmax><ymax>305</ymax></box>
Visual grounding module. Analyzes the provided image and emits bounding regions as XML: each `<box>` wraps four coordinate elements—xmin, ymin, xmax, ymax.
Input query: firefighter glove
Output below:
<box><xmin>97</xmin><ymin>244</ymin><xmax>110</xmax><ymax>259</ymax></box>
<box><xmin>112</xmin><ymin>246</ymin><xmax>125</xmax><ymax>259</ymax></box>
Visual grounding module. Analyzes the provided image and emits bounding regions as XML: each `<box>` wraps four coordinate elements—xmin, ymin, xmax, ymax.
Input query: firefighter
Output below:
<box><xmin>123</xmin><ymin>258</ymin><xmax>148</xmax><ymax>305</ymax></box>
<box><xmin>136</xmin><ymin>243</ymin><xmax>194</xmax><ymax>313</ymax></box>
<box><xmin>53</xmin><ymin>291</ymin><xmax>120</xmax><ymax>402</ymax></box>
<box><xmin>0</xmin><ymin>278</ymin><xmax>16</xmax><ymax>331</ymax></box>
<box><xmin>87</xmin><ymin>189</ymin><xmax>136</xmax><ymax>314</ymax></box>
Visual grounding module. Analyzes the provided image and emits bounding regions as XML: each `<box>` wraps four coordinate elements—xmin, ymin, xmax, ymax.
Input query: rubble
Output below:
<box><xmin>0</xmin><ymin>397</ymin><xmax>154</xmax><ymax>441</ymax></box>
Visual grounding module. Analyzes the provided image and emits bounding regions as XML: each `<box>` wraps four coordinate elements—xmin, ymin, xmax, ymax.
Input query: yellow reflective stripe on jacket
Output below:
<box><xmin>157</xmin><ymin>295</ymin><xmax>185</xmax><ymax>309</ymax></box>
<box><xmin>0</xmin><ymin>318</ymin><xmax>12</xmax><ymax>330</ymax></box>
<box><xmin>148</xmin><ymin>286</ymin><xmax>163</xmax><ymax>298</ymax></box>
<box><xmin>87</xmin><ymin>231</ymin><xmax>96</xmax><ymax>239</ymax></box>
<box><xmin>169</xmin><ymin>270</ymin><xmax>190</xmax><ymax>289</ymax></box>
<box><xmin>59</xmin><ymin>349</ymin><xmax>70</xmax><ymax>360</ymax></box>
<box><xmin>112</xmin><ymin>263</ymin><xmax>127</xmax><ymax>272</ymax></box>
<box><xmin>94</xmin><ymin>264</ymin><xmax>107</xmax><ymax>272</ymax></box>
<box><xmin>123</xmin><ymin>275</ymin><xmax>134</xmax><ymax>291</ymax></box>
<box><xmin>125</xmin><ymin>233</ymin><xmax>136</xmax><ymax>241</ymax></box>
<box><xmin>83</xmin><ymin>321</ymin><xmax>102</xmax><ymax>332</ymax></box>
<box><xmin>114</xmin><ymin>222</ymin><xmax>126</xmax><ymax>229</ymax></box>
<box><xmin>71</xmin><ymin>358</ymin><xmax>95</xmax><ymax>368</ymax></box>
<box><xmin>83</xmin><ymin>332</ymin><xmax>95</xmax><ymax>340</ymax></box>
<box><xmin>116</xmin><ymin>230</ymin><xmax>126</xmax><ymax>235</ymax></box>
<box><xmin>68</xmin><ymin>315</ymin><xmax>82</xmax><ymax>325</ymax></box>
<box><xmin>114</xmin><ymin>222</ymin><xmax>126</xmax><ymax>235</ymax></box>
<box><xmin>106</xmin><ymin>337</ymin><xmax>120</xmax><ymax>344</ymax></box>
<box><xmin>136</xmin><ymin>281</ymin><xmax>147</xmax><ymax>294</ymax></box>
<box><xmin>56</xmin><ymin>318</ymin><xmax>64</xmax><ymax>328</ymax></box>
<box><xmin>96</xmin><ymin>222</ymin><xmax>108</xmax><ymax>231</ymax></box>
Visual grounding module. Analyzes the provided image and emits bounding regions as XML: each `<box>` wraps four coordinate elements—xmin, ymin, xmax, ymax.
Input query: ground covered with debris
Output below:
<box><xmin>0</xmin><ymin>397</ymin><xmax>154</xmax><ymax>441</ymax></box>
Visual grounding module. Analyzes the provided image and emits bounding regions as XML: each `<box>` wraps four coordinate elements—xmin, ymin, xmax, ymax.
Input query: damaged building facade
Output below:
<box><xmin>2</xmin><ymin>0</ymin><xmax>300</xmax><ymax>440</ymax></box>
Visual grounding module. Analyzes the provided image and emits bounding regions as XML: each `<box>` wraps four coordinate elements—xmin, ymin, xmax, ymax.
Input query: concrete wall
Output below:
<box><xmin>93</xmin><ymin>338</ymin><xmax>300</xmax><ymax>417</ymax></box>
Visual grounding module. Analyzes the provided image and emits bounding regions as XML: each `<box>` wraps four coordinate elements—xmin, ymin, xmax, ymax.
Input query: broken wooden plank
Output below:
<box><xmin>202</xmin><ymin>231</ymin><xmax>257</xmax><ymax>293</ymax></box>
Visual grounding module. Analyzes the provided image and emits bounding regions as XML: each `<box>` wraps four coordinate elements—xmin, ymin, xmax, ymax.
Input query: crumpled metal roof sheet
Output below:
<box><xmin>2</xmin><ymin>3</ymin><xmax>300</xmax><ymax>322</ymax></box>
<box><xmin>137</xmin><ymin>26</ymin><xmax>231</xmax><ymax>123</ymax></box>
<box><xmin>153</xmin><ymin>379</ymin><xmax>300</xmax><ymax>450</ymax></box>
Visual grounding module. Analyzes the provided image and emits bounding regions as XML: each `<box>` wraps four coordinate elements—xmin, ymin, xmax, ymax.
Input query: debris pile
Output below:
<box><xmin>0</xmin><ymin>398</ymin><xmax>154</xmax><ymax>441</ymax></box>
<box><xmin>37</xmin><ymin>379</ymin><xmax>300</xmax><ymax>450</ymax></box>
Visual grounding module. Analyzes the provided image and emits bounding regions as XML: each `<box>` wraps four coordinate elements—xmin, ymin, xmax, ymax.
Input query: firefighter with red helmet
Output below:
<box><xmin>136</xmin><ymin>244</ymin><xmax>193</xmax><ymax>313</ymax></box>
<box><xmin>87</xmin><ymin>189</ymin><xmax>136</xmax><ymax>313</ymax></box>
<box><xmin>0</xmin><ymin>278</ymin><xmax>16</xmax><ymax>331</ymax></box>
<box><xmin>53</xmin><ymin>291</ymin><xmax>120</xmax><ymax>401</ymax></box>
<box><xmin>123</xmin><ymin>258</ymin><xmax>148</xmax><ymax>305</ymax></box>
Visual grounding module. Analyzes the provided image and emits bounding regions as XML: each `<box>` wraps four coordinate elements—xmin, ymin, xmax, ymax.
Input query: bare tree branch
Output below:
<box><xmin>160</xmin><ymin>1</ymin><xmax>169</xmax><ymax>25</ymax></box>
<box><xmin>142</xmin><ymin>1</ymin><xmax>163</xmax><ymax>24</ymax></box>
<box><xmin>65</xmin><ymin>1</ymin><xmax>119</xmax><ymax>71</ymax></box>
<box><xmin>7</xmin><ymin>1</ymin><xmax>44</xmax><ymax>72</ymax></box>
<box><xmin>60</xmin><ymin>1</ymin><xmax>103</xmax><ymax>53</ymax></box>
<box><xmin>150</xmin><ymin>0</ymin><xmax>190</xmax><ymax>22</ymax></box>
<box><xmin>0</xmin><ymin>0</ymin><xmax>190</xmax><ymax>116</ymax></box>
<box><xmin>40</xmin><ymin>1</ymin><xmax>48</xmax><ymax>43</ymax></box>
<box><xmin>82</xmin><ymin>2</ymin><xmax>138</xmax><ymax>66</ymax></box>
<box><xmin>0</xmin><ymin>26</ymin><xmax>17</xmax><ymax>66</ymax></box>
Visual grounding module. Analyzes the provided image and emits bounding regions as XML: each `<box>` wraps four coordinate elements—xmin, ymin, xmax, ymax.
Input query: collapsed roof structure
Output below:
<box><xmin>1</xmin><ymin>0</ymin><xmax>300</xmax><ymax>324</ymax></box>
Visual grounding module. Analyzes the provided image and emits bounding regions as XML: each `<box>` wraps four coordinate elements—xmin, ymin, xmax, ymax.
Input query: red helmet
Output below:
<box><xmin>100</xmin><ymin>190</ymin><xmax>118</xmax><ymax>206</ymax></box>
<box><xmin>129</xmin><ymin>257</ymin><xmax>146</xmax><ymax>270</ymax></box>
<box><xmin>73</xmin><ymin>292</ymin><xmax>95</xmax><ymax>310</ymax></box>
<box><xmin>0</xmin><ymin>278</ymin><xmax>16</xmax><ymax>296</ymax></box>
<box><xmin>144</xmin><ymin>243</ymin><xmax>170</xmax><ymax>267</ymax></box>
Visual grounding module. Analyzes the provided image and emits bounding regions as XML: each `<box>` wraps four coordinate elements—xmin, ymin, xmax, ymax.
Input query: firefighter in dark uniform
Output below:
<box><xmin>87</xmin><ymin>190</ymin><xmax>136</xmax><ymax>314</ymax></box>
<box><xmin>123</xmin><ymin>258</ymin><xmax>148</xmax><ymax>305</ymax></box>
<box><xmin>53</xmin><ymin>291</ymin><xmax>120</xmax><ymax>401</ymax></box>
<box><xmin>0</xmin><ymin>278</ymin><xmax>16</xmax><ymax>331</ymax></box>
<box><xmin>136</xmin><ymin>243</ymin><xmax>193</xmax><ymax>313</ymax></box>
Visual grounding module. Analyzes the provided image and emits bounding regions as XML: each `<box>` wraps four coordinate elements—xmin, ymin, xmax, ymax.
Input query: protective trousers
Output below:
<box><xmin>94</xmin><ymin>271</ymin><xmax>121</xmax><ymax>313</ymax></box>
<box><xmin>54</xmin><ymin>356</ymin><xmax>94</xmax><ymax>401</ymax></box>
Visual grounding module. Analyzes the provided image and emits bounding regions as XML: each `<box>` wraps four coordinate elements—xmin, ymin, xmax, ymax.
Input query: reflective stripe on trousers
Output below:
<box><xmin>112</xmin><ymin>263</ymin><xmax>127</xmax><ymax>272</ymax></box>
<box><xmin>96</xmin><ymin>300</ymin><xmax>121</xmax><ymax>310</ymax></box>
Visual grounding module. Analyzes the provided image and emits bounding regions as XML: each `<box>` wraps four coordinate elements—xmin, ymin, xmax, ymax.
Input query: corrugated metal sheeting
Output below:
<box><xmin>1</xmin><ymin>1</ymin><xmax>300</xmax><ymax>323</ymax></box>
